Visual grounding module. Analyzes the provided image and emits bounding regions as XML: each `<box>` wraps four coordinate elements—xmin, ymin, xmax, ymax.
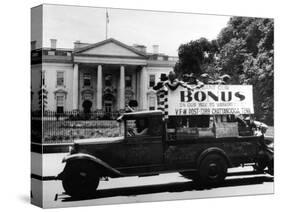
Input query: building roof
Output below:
<box><xmin>31</xmin><ymin>38</ymin><xmax>178</xmax><ymax>66</ymax></box>
<box><xmin>74</xmin><ymin>38</ymin><xmax>148</xmax><ymax>58</ymax></box>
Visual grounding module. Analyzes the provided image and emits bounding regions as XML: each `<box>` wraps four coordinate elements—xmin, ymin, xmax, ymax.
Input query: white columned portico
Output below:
<box><xmin>119</xmin><ymin>65</ymin><xmax>125</xmax><ymax>110</ymax></box>
<box><xmin>97</xmin><ymin>65</ymin><xmax>103</xmax><ymax>110</ymax></box>
<box><xmin>139</xmin><ymin>66</ymin><xmax>148</xmax><ymax>109</ymax></box>
<box><xmin>72</xmin><ymin>63</ymin><xmax>79</xmax><ymax>110</ymax></box>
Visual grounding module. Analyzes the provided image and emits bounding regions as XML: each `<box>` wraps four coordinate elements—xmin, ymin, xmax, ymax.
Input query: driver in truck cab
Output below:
<box><xmin>127</xmin><ymin>118</ymin><xmax>148</xmax><ymax>136</ymax></box>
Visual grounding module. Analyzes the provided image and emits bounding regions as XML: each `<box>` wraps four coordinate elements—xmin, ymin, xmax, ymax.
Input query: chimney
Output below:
<box><xmin>152</xmin><ymin>45</ymin><xmax>159</xmax><ymax>54</ymax></box>
<box><xmin>50</xmin><ymin>39</ymin><xmax>57</xmax><ymax>49</ymax></box>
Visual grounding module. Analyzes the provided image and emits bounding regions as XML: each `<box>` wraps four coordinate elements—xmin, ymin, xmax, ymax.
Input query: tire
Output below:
<box><xmin>254</xmin><ymin>161</ymin><xmax>267</xmax><ymax>172</ymax></box>
<box><xmin>62</xmin><ymin>160</ymin><xmax>100</xmax><ymax>198</ymax></box>
<box><xmin>198</xmin><ymin>154</ymin><xmax>227</xmax><ymax>185</ymax></box>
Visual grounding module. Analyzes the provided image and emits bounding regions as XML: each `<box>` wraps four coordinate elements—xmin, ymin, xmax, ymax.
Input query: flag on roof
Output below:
<box><xmin>106</xmin><ymin>9</ymin><xmax>109</xmax><ymax>23</ymax></box>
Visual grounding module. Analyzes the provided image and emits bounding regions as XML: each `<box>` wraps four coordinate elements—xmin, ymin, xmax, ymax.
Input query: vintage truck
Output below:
<box><xmin>57</xmin><ymin>85</ymin><xmax>273</xmax><ymax>198</ymax></box>
<box><xmin>57</xmin><ymin>110</ymin><xmax>273</xmax><ymax>198</ymax></box>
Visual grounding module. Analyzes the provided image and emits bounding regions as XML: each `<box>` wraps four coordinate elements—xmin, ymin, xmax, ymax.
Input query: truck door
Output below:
<box><xmin>123</xmin><ymin>117</ymin><xmax>164</xmax><ymax>167</ymax></box>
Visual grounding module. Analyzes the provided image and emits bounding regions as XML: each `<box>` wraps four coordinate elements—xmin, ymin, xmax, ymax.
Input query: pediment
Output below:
<box><xmin>75</xmin><ymin>38</ymin><xmax>147</xmax><ymax>58</ymax></box>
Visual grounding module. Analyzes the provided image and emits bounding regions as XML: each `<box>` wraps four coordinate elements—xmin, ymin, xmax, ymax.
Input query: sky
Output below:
<box><xmin>41</xmin><ymin>4</ymin><xmax>231</xmax><ymax>56</ymax></box>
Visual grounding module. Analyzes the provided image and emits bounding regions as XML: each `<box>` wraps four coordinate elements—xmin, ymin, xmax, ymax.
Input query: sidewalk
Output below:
<box><xmin>31</xmin><ymin>152</ymin><xmax>67</xmax><ymax>178</ymax></box>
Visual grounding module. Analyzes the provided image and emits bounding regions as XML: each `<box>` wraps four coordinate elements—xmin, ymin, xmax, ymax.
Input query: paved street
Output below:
<box><xmin>31</xmin><ymin>152</ymin><xmax>274</xmax><ymax>208</ymax></box>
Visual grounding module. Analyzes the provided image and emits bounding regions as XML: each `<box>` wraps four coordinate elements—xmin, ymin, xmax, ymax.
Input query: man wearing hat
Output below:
<box><xmin>164</xmin><ymin>71</ymin><xmax>183</xmax><ymax>91</ymax></box>
<box><xmin>243</xmin><ymin>116</ymin><xmax>268</xmax><ymax>136</ymax></box>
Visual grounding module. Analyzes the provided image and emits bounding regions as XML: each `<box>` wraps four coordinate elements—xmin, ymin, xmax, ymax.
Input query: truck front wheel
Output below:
<box><xmin>62</xmin><ymin>160</ymin><xmax>100</xmax><ymax>198</ymax></box>
<box><xmin>199</xmin><ymin>154</ymin><xmax>227</xmax><ymax>185</ymax></box>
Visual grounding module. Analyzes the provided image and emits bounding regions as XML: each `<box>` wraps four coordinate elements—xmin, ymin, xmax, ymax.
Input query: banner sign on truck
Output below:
<box><xmin>168</xmin><ymin>85</ymin><xmax>254</xmax><ymax>116</ymax></box>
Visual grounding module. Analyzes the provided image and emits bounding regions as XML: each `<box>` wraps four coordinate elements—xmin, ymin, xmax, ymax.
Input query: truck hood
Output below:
<box><xmin>74</xmin><ymin>136</ymin><xmax>124</xmax><ymax>145</ymax></box>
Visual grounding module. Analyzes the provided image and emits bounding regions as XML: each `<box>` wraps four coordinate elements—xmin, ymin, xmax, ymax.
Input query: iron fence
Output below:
<box><xmin>31</xmin><ymin>110</ymin><xmax>124</xmax><ymax>143</ymax></box>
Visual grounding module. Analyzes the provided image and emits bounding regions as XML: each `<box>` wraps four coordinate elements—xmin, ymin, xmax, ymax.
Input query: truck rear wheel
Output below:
<box><xmin>254</xmin><ymin>161</ymin><xmax>267</xmax><ymax>172</ymax></box>
<box><xmin>62</xmin><ymin>160</ymin><xmax>100</xmax><ymax>198</ymax></box>
<box><xmin>199</xmin><ymin>154</ymin><xmax>227</xmax><ymax>185</ymax></box>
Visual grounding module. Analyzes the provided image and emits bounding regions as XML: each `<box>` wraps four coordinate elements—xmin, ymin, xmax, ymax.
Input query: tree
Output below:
<box><xmin>176</xmin><ymin>38</ymin><xmax>217</xmax><ymax>77</ymax></box>
<box><xmin>215</xmin><ymin>38</ymin><xmax>247</xmax><ymax>83</ymax></box>
<box><xmin>215</xmin><ymin>17</ymin><xmax>274</xmax><ymax>124</ymax></box>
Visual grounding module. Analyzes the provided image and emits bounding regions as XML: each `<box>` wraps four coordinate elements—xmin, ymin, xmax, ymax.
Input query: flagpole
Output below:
<box><xmin>106</xmin><ymin>9</ymin><xmax>108</xmax><ymax>39</ymax></box>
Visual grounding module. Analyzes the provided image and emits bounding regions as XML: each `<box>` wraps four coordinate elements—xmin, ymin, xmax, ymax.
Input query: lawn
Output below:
<box><xmin>43</xmin><ymin>120</ymin><xmax>123</xmax><ymax>143</ymax></box>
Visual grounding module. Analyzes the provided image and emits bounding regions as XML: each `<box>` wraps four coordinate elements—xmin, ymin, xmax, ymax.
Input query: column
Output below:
<box><xmin>139</xmin><ymin>66</ymin><xmax>148</xmax><ymax>110</ymax></box>
<box><xmin>132</xmin><ymin>71</ymin><xmax>136</xmax><ymax>99</ymax></box>
<box><xmin>96</xmin><ymin>65</ymin><xmax>102</xmax><ymax>110</ymax></box>
<box><xmin>72</xmin><ymin>63</ymin><xmax>79</xmax><ymax>110</ymax></box>
<box><xmin>136</xmin><ymin>70</ymin><xmax>140</xmax><ymax>105</ymax></box>
<box><xmin>119</xmin><ymin>65</ymin><xmax>125</xmax><ymax>110</ymax></box>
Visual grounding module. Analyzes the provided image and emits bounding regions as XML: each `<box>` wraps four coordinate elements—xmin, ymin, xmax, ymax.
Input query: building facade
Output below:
<box><xmin>31</xmin><ymin>38</ymin><xmax>177</xmax><ymax>114</ymax></box>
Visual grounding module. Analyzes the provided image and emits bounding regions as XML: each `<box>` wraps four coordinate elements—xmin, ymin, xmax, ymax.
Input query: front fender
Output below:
<box><xmin>197</xmin><ymin>147</ymin><xmax>231</xmax><ymax>168</ymax></box>
<box><xmin>61</xmin><ymin>153</ymin><xmax>123</xmax><ymax>177</ymax></box>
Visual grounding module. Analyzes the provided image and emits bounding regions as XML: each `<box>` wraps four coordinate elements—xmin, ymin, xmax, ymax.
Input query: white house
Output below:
<box><xmin>31</xmin><ymin>38</ymin><xmax>177</xmax><ymax>114</ymax></box>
